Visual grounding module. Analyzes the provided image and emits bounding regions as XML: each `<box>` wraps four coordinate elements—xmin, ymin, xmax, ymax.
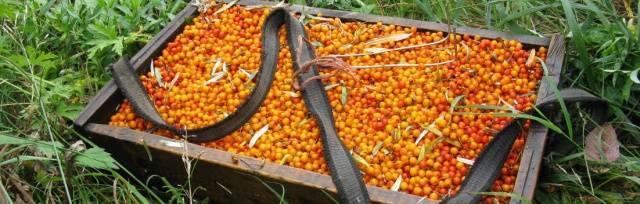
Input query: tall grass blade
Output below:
<box><xmin>560</xmin><ymin>0</ymin><xmax>590</xmax><ymax>68</ymax></box>
<box><xmin>320</xmin><ymin>189</ymin><xmax>340</xmax><ymax>204</ymax></box>
<box><xmin>0</xmin><ymin>179</ymin><xmax>14</xmax><ymax>204</ymax></box>
<box><xmin>496</xmin><ymin>3</ymin><xmax>560</xmax><ymax>28</ymax></box>
<box><xmin>413</xmin><ymin>0</ymin><xmax>439</xmax><ymax>21</ymax></box>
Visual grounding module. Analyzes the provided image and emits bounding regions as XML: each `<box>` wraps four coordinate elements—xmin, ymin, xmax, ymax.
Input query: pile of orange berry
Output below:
<box><xmin>109</xmin><ymin>3</ymin><xmax>545</xmax><ymax>203</ymax></box>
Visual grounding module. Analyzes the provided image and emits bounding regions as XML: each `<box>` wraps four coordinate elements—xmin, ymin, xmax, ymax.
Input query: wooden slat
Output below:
<box><xmin>231</xmin><ymin>0</ymin><xmax>549</xmax><ymax>46</ymax></box>
<box><xmin>85</xmin><ymin>123</ymin><xmax>431</xmax><ymax>204</ymax></box>
<box><xmin>511</xmin><ymin>35</ymin><xmax>565</xmax><ymax>204</ymax></box>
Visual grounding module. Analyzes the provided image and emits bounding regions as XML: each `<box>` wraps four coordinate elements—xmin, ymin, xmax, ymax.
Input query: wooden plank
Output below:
<box><xmin>231</xmin><ymin>0</ymin><xmax>550</xmax><ymax>46</ymax></box>
<box><xmin>511</xmin><ymin>35</ymin><xmax>565</xmax><ymax>204</ymax></box>
<box><xmin>85</xmin><ymin>123</ymin><xmax>430</xmax><ymax>204</ymax></box>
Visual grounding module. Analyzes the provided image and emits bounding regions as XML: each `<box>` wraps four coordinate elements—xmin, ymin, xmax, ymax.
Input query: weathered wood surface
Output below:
<box><xmin>86</xmin><ymin>123</ymin><xmax>428</xmax><ymax>204</ymax></box>
<box><xmin>511</xmin><ymin>35</ymin><xmax>565</xmax><ymax>204</ymax></box>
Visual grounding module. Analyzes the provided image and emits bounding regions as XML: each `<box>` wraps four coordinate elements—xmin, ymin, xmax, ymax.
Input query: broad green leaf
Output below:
<box><xmin>56</xmin><ymin>103</ymin><xmax>84</xmax><ymax>120</ymax></box>
<box><xmin>75</xmin><ymin>147</ymin><xmax>119</xmax><ymax>170</ymax></box>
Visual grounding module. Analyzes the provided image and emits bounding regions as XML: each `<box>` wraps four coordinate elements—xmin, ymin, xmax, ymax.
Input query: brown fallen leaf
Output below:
<box><xmin>585</xmin><ymin>123</ymin><xmax>620</xmax><ymax>163</ymax></box>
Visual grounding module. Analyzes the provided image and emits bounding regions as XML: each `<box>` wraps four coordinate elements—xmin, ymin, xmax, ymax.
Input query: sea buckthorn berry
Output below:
<box><xmin>109</xmin><ymin>3</ymin><xmax>544</xmax><ymax>202</ymax></box>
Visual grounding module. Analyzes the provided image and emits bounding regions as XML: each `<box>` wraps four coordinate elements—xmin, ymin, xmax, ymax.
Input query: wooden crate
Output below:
<box><xmin>74</xmin><ymin>0</ymin><xmax>565</xmax><ymax>203</ymax></box>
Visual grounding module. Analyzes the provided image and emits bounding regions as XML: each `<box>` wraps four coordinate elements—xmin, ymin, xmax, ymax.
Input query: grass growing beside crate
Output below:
<box><xmin>0</xmin><ymin>0</ymin><xmax>638</xmax><ymax>203</ymax></box>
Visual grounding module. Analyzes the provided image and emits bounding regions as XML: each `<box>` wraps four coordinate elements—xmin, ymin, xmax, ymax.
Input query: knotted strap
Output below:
<box><xmin>441</xmin><ymin>88</ymin><xmax>607</xmax><ymax>203</ymax></box>
<box><xmin>110</xmin><ymin>8</ymin><xmax>370</xmax><ymax>204</ymax></box>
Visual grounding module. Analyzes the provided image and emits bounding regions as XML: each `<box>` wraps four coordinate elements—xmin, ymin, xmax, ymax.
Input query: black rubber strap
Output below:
<box><xmin>441</xmin><ymin>88</ymin><xmax>608</xmax><ymax>203</ymax></box>
<box><xmin>110</xmin><ymin>8</ymin><xmax>369</xmax><ymax>204</ymax></box>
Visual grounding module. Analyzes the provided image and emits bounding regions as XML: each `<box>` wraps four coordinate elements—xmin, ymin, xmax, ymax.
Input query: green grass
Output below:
<box><xmin>1</xmin><ymin>0</ymin><xmax>639</xmax><ymax>203</ymax></box>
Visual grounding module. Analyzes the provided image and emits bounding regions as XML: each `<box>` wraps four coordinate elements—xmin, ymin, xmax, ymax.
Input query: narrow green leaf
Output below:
<box><xmin>496</xmin><ymin>3</ymin><xmax>560</xmax><ymax>28</ymax></box>
<box><xmin>429</xmin><ymin>137</ymin><xmax>445</xmax><ymax>149</ymax></box>
<box><xmin>425</xmin><ymin>125</ymin><xmax>443</xmax><ymax>137</ymax></box>
<box><xmin>214</xmin><ymin>0</ymin><xmax>239</xmax><ymax>15</ymax></box>
<box><xmin>0</xmin><ymin>178</ymin><xmax>12</xmax><ymax>204</ymax></box>
<box><xmin>341</xmin><ymin>84</ymin><xmax>347</xmax><ymax>106</ymax></box>
<box><xmin>0</xmin><ymin>134</ymin><xmax>62</xmax><ymax>157</ymax></box>
<box><xmin>546</xmin><ymin>77</ymin><xmax>573</xmax><ymax>138</ymax></box>
<box><xmin>279</xmin><ymin>154</ymin><xmax>290</xmax><ymax>165</ymax></box>
<box><xmin>0</xmin><ymin>156</ymin><xmax>55</xmax><ymax>166</ymax></box>
<box><xmin>492</xmin><ymin>112</ymin><xmax>565</xmax><ymax>135</ymax></box>
<box><xmin>124</xmin><ymin>178</ymin><xmax>150</xmax><ymax>204</ymax></box>
<box><xmin>449</xmin><ymin>95</ymin><xmax>465</xmax><ymax>114</ymax></box>
<box><xmin>413</xmin><ymin>0</ymin><xmax>439</xmax><ymax>21</ymax></box>
<box><xmin>444</xmin><ymin>138</ymin><xmax>461</xmax><ymax>147</ymax></box>
<box><xmin>310</xmin><ymin>41</ymin><xmax>324</xmax><ymax>47</ymax></box>
<box><xmin>560</xmin><ymin>0</ymin><xmax>589</xmax><ymax>67</ymax></box>
<box><xmin>243</xmin><ymin>173</ymin><xmax>289</xmax><ymax>204</ymax></box>
<box><xmin>391</xmin><ymin>175</ymin><xmax>402</xmax><ymax>191</ymax></box>
<box><xmin>325</xmin><ymin>83</ymin><xmax>339</xmax><ymax>90</ymax></box>
<box><xmin>417</xmin><ymin>145</ymin><xmax>426</xmax><ymax>163</ymax></box>
<box><xmin>371</xmin><ymin>141</ymin><xmax>384</xmax><ymax>156</ymax></box>
<box><xmin>321</xmin><ymin>189</ymin><xmax>340</xmax><ymax>204</ymax></box>
<box><xmin>552</xmin><ymin>152</ymin><xmax>583</xmax><ymax>164</ymax></box>
<box><xmin>623</xmin><ymin>176</ymin><xmax>640</xmax><ymax>186</ymax></box>
<box><xmin>142</xmin><ymin>140</ymin><xmax>153</xmax><ymax>162</ymax></box>
<box><xmin>456</xmin><ymin>104</ymin><xmax>512</xmax><ymax>111</ymax></box>
<box><xmin>622</xmin><ymin>77</ymin><xmax>632</xmax><ymax>101</ymax></box>
<box><xmin>351</xmin><ymin>151</ymin><xmax>370</xmax><ymax>167</ymax></box>
<box><xmin>249</xmin><ymin>124</ymin><xmax>269</xmax><ymax>148</ymax></box>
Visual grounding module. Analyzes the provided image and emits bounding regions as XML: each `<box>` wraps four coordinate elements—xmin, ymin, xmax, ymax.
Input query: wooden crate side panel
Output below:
<box><xmin>235</xmin><ymin>0</ymin><xmax>550</xmax><ymax>46</ymax></box>
<box><xmin>85</xmin><ymin>123</ymin><xmax>431</xmax><ymax>204</ymax></box>
<box><xmin>511</xmin><ymin>35</ymin><xmax>565</xmax><ymax>204</ymax></box>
